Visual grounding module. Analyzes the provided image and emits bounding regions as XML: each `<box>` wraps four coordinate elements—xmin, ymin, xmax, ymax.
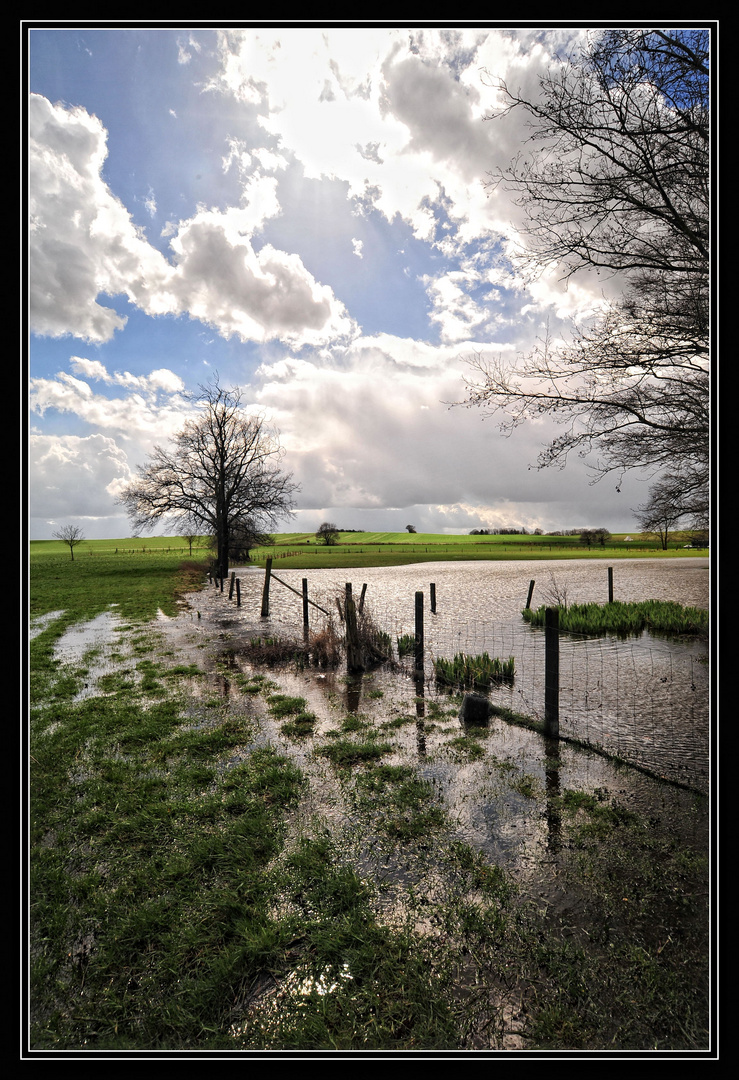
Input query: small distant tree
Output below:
<box><xmin>316</xmin><ymin>522</ymin><xmax>340</xmax><ymax>546</ymax></box>
<box><xmin>633</xmin><ymin>481</ymin><xmax>686</xmax><ymax>550</ymax></box>
<box><xmin>406</xmin><ymin>524</ymin><xmax>416</xmax><ymax>533</ymax></box>
<box><xmin>580</xmin><ymin>528</ymin><xmax>611</xmax><ymax>549</ymax></box>
<box><xmin>54</xmin><ymin>524</ymin><xmax>85</xmax><ymax>560</ymax></box>
<box><xmin>181</xmin><ymin>533</ymin><xmax>199</xmax><ymax>556</ymax></box>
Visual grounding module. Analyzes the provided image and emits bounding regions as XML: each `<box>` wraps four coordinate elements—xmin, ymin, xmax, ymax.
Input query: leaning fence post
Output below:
<box><xmin>261</xmin><ymin>557</ymin><xmax>272</xmax><ymax>617</ymax></box>
<box><xmin>544</xmin><ymin>606</ymin><xmax>560</xmax><ymax>738</ymax></box>
<box><xmin>526</xmin><ymin>579</ymin><xmax>535</xmax><ymax>609</ymax></box>
<box><xmin>415</xmin><ymin>591</ymin><xmax>425</xmax><ymax>675</ymax></box>
<box><xmin>302</xmin><ymin>578</ymin><xmax>309</xmax><ymax>629</ymax></box>
<box><xmin>359</xmin><ymin>583</ymin><xmax>367</xmax><ymax>614</ymax></box>
<box><xmin>608</xmin><ymin>566</ymin><xmax>614</xmax><ymax>604</ymax></box>
<box><xmin>228</xmin><ymin>572</ymin><xmax>236</xmax><ymax>600</ymax></box>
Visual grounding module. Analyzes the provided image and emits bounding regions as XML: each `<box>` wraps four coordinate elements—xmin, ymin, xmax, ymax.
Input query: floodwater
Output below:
<box><xmin>42</xmin><ymin>556</ymin><xmax>711</xmax><ymax>986</ymax></box>
<box><xmin>193</xmin><ymin>558</ymin><xmax>710</xmax><ymax>793</ymax></box>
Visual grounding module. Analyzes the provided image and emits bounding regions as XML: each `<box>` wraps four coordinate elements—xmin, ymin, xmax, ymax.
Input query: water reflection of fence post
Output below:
<box><xmin>415</xmin><ymin>591</ymin><xmax>424</xmax><ymax>674</ymax></box>
<box><xmin>260</xmin><ymin>557</ymin><xmax>272</xmax><ymax>617</ymax></box>
<box><xmin>545</xmin><ymin>606</ymin><xmax>559</xmax><ymax>737</ymax></box>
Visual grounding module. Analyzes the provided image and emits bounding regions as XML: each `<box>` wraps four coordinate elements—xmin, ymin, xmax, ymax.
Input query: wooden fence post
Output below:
<box><xmin>359</xmin><ymin>583</ymin><xmax>367</xmax><ymax>614</ymax></box>
<box><xmin>415</xmin><ymin>591</ymin><xmax>424</xmax><ymax>675</ymax></box>
<box><xmin>545</xmin><ymin>606</ymin><xmax>559</xmax><ymax>738</ymax></box>
<box><xmin>228</xmin><ymin>572</ymin><xmax>235</xmax><ymax>600</ymax></box>
<box><xmin>430</xmin><ymin>583</ymin><xmax>436</xmax><ymax>614</ymax></box>
<box><xmin>345</xmin><ymin>595</ymin><xmax>362</xmax><ymax>672</ymax></box>
<box><xmin>261</xmin><ymin>558</ymin><xmax>272</xmax><ymax>617</ymax></box>
<box><xmin>236</xmin><ymin>579</ymin><xmax>241</xmax><ymax>607</ymax></box>
<box><xmin>302</xmin><ymin>578</ymin><xmax>309</xmax><ymax>629</ymax></box>
<box><xmin>608</xmin><ymin>566</ymin><xmax>614</xmax><ymax>604</ymax></box>
<box><xmin>526</xmin><ymin>579</ymin><xmax>535</xmax><ymax>609</ymax></box>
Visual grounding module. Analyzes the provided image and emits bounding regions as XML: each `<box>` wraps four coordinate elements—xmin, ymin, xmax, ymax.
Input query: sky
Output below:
<box><xmin>27</xmin><ymin>22</ymin><xmax>657</xmax><ymax>541</ymax></box>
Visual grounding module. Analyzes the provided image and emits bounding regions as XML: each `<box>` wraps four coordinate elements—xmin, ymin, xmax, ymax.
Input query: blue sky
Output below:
<box><xmin>28</xmin><ymin>24</ymin><xmax>651</xmax><ymax>540</ymax></box>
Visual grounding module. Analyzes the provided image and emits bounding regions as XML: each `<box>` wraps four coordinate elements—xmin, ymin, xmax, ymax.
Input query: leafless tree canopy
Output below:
<box><xmin>53</xmin><ymin>524</ymin><xmax>85</xmax><ymax>560</ymax></box>
<box><xmin>118</xmin><ymin>379</ymin><xmax>298</xmax><ymax>578</ymax></box>
<box><xmin>462</xmin><ymin>29</ymin><xmax>709</xmax><ymax>515</ymax></box>
<box><xmin>632</xmin><ymin>476</ymin><xmax>692</xmax><ymax>549</ymax></box>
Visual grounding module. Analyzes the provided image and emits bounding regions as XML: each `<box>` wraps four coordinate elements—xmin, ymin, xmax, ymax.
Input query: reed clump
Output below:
<box><xmin>434</xmin><ymin>652</ymin><xmax>515</xmax><ymax>691</ymax></box>
<box><xmin>396</xmin><ymin>634</ymin><xmax>416</xmax><ymax>658</ymax></box>
<box><xmin>522</xmin><ymin>600</ymin><xmax>708</xmax><ymax>637</ymax></box>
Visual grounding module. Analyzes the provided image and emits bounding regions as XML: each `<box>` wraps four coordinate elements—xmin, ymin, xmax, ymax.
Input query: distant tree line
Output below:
<box><xmin>469</xmin><ymin>527</ymin><xmax>544</xmax><ymax>535</ymax></box>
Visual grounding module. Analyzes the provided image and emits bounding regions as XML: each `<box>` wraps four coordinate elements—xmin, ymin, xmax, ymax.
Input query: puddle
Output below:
<box><xmin>30</xmin><ymin>610</ymin><xmax>66</xmax><ymax>639</ymax></box>
<box><xmin>52</xmin><ymin>610</ymin><xmax>124</xmax><ymax>666</ymax></box>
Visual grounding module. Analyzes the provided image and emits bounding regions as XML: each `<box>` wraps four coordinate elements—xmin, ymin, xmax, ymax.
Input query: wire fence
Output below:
<box><xmin>209</xmin><ymin>565</ymin><xmax>710</xmax><ymax>794</ymax></box>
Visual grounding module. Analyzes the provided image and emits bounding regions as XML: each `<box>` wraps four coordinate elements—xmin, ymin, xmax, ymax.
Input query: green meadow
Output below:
<box><xmin>32</xmin><ymin>528</ymin><xmax>708</xmax><ymax>575</ymax></box>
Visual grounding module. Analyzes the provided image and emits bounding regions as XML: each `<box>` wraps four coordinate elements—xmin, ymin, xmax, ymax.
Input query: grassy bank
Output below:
<box><xmin>27</xmin><ymin>549</ymin><xmax>710</xmax><ymax>1052</ymax></box>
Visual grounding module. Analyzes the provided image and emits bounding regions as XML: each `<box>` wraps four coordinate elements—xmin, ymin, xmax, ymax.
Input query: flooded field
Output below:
<box><xmin>181</xmin><ymin>558</ymin><xmax>710</xmax><ymax>793</ymax></box>
<box><xmin>139</xmin><ymin>556</ymin><xmax>708</xmax><ymax>878</ymax></box>
<box><xmin>33</xmin><ymin>556</ymin><xmax>711</xmax><ymax>1050</ymax></box>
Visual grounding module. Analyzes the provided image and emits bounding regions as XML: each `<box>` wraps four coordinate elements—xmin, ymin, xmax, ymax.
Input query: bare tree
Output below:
<box><xmin>462</xmin><ymin>29</ymin><xmax>709</xmax><ymax>497</ymax></box>
<box><xmin>118</xmin><ymin>379</ymin><xmax>298</xmax><ymax>579</ymax></box>
<box><xmin>53</xmin><ymin>524</ymin><xmax>85</xmax><ymax>560</ymax></box>
<box><xmin>316</xmin><ymin>522</ymin><xmax>340</xmax><ymax>546</ymax></box>
<box><xmin>632</xmin><ymin>477</ymin><xmax>689</xmax><ymax>550</ymax></box>
<box><xmin>180</xmin><ymin>533</ymin><xmax>199</xmax><ymax>556</ymax></box>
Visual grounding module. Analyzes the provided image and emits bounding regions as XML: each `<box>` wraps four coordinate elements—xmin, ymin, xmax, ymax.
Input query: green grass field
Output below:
<box><xmin>31</xmin><ymin>529</ymin><xmax>708</xmax><ymax>574</ymax></box>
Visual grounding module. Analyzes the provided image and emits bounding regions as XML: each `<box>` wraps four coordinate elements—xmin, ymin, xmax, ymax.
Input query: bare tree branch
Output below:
<box><xmin>462</xmin><ymin>28</ymin><xmax>709</xmax><ymax>497</ymax></box>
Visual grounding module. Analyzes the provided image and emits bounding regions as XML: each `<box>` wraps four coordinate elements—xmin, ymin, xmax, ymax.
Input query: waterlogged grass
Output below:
<box><xmin>515</xmin><ymin>788</ymin><xmax>710</xmax><ymax>1050</ymax></box>
<box><xmin>316</xmin><ymin>733</ymin><xmax>395</xmax><ymax>769</ymax></box>
<box><xmin>522</xmin><ymin>599</ymin><xmax>709</xmax><ymax>637</ymax></box>
<box><xmin>266</xmin><ymin>693</ymin><xmax>318</xmax><ymax>739</ymax></box>
<box><xmin>30</xmin><ymin>547</ymin><xmax>209</xmax><ymax>624</ymax></box>
<box><xmin>28</xmin><ymin>545</ymin><xmax>710</xmax><ymax>1051</ymax></box>
<box><xmin>30</xmin><ymin>656</ymin><xmax>457</xmax><ymax>1050</ymax></box>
